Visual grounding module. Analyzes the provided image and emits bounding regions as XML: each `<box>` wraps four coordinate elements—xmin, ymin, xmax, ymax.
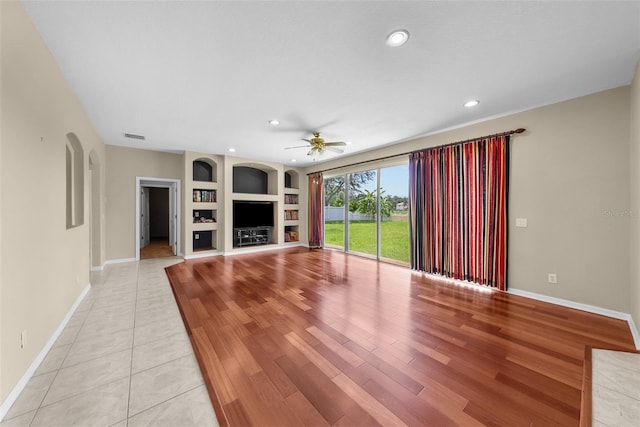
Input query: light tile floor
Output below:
<box><xmin>592</xmin><ymin>348</ymin><xmax>640</xmax><ymax>427</ymax></box>
<box><xmin>1</xmin><ymin>258</ymin><xmax>219</xmax><ymax>427</ymax></box>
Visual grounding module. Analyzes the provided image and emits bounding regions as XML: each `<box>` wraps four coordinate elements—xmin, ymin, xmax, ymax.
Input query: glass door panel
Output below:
<box><xmin>323</xmin><ymin>175</ymin><xmax>345</xmax><ymax>250</ymax></box>
<box><xmin>348</xmin><ymin>170</ymin><xmax>377</xmax><ymax>258</ymax></box>
<box><xmin>380</xmin><ymin>165</ymin><xmax>409</xmax><ymax>265</ymax></box>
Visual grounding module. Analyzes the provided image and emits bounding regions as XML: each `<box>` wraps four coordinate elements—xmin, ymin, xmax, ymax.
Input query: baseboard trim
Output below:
<box><xmin>224</xmin><ymin>242</ymin><xmax>305</xmax><ymax>257</ymax></box>
<box><xmin>628</xmin><ymin>317</ymin><xmax>640</xmax><ymax>351</ymax></box>
<box><xmin>509</xmin><ymin>288</ymin><xmax>640</xmax><ymax>350</ymax></box>
<box><xmin>104</xmin><ymin>257</ymin><xmax>136</xmax><ymax>265</ymax></box>
<box><xmin>0</xmin><ymin>283</ymin><xmax>91</xmax><ymax>422</ymax></box>
<box><xmin>184</xmin><ymin>251</ymin><xmax>223</xmax><ymax>260</ymax></box>
<box><xmin>183</xmin><ymin>244</ymin><xmax>309</xmax><ymax>260</ymax></box>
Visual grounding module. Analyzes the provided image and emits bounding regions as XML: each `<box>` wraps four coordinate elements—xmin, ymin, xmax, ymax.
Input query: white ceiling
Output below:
<box><xmin>22</xmin><ymin>1</ymin><xmax>640</xmax><ymax>166</ymax></box>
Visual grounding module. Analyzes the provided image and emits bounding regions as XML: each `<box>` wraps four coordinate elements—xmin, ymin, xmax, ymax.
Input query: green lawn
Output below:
<box><xmin>324</xmin><ymin>220</ymin><xmax>409</xmax><ymax>263</ymax></box>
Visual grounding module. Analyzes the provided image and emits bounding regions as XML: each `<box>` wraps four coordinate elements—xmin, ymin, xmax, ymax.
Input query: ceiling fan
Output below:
<box><xmin>285</xmin><ymin>132</ymin><xmax>347</xmax><ymax>156</ymax></box>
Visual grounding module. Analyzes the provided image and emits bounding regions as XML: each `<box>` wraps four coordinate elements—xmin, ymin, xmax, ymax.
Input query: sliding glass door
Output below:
<box><xmin>323</xmin><ymin>163</ymin><xmax>409</xmax><ymax>265</ymax></box>
<box><xmin>380</xmin><ymin>165</ymin><xmax>409</xmax><ymax>264</ymax></box>
<box><xmin>323</xmin><ymin>176</ymin><xmax>345</xmax><ymax>250</ymax></box>
<box><xmin>348</xmin><ymin>170</ymin><xmax>377</xmax><ymax>258</ymax></box>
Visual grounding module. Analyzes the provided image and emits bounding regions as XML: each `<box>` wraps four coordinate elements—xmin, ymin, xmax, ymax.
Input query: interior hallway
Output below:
<box><xmin>140</xmin><ymin>238</ymin><xmax>174</xmax><ymax>260</ymax></box>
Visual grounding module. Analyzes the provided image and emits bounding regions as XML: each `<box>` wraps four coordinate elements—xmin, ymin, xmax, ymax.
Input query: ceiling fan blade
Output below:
<box><xmin>284</xmin><ymin>145</ymin><xmax>310</xmax><ymax>150</ymax></box>
<box><xmin>301</xmin><ymin>138</ymin><xmax>312</xmax><ymax>143</ymax></box>
<box><xmin>326</xmin><ymin>146</ymin><xmax>344</xmax><ymax>153</ymax></box>
<box><xmin>325</xmin><ymin>141</ymin><xmax>347</xmax><ymax>147</ymax></box>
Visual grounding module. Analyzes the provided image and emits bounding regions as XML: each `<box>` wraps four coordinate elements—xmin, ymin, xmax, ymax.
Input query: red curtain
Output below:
<box><xmin>409</xmin><ymin>136</ymin><xmax>509</xmax><ymax>290</ymax></box>
<box><xmin>308</xmin><ymin>172</ymin><xmax>323</xmax><ymax>248</ymax></box>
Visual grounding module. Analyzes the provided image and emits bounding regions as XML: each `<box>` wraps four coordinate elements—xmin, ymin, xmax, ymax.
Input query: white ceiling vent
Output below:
<box><xmin>124</xmin><ymin>133</ymin><xmax>145</xmax><ymax>140</ymax></box>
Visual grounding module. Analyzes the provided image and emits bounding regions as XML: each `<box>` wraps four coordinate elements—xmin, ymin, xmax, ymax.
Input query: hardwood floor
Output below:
<box><xmin>140</xmin><ymin>237</ymin><xmax>174</xmax><ymax>259</ymax></box>
<box><xmin>165</xmin><ymin>247</ymin><xmax>635</xmax><ymax>427</ymax></box>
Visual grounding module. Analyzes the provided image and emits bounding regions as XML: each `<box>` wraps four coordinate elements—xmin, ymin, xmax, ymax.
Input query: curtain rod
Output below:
<box><xmin>307</xmin><ymin>128</ymin><xmax>526</xmax><ymax>175</ymax></box>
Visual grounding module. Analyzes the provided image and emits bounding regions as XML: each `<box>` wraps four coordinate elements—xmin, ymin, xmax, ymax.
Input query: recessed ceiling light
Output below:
<box><xmin>464</xmin><ymin>100</ymin><xmax>480</xmax><ymax>108</ymax></box>
<box><xmin>228</xmin><ymin>148</ymin><xmax>236</xmax><ymax>152</ymax></box>
<box><xmin>345</xmin><ymin>141</ymin><xmax>352</xmax><ymax>145</ymax></box>
<box><xmin>268</xmin><ymin>119</ymin><xmax>280</xmax><ymax>125</ymax></box>
<box><xmin>290</xmin><ymin>159</ymin><xmax>297</xmax><ymax>163</ymax></box>
<box><xmin>386</xmin><ymin>30</ymin><xmax>410</xmax><ymax>47</ymax></box>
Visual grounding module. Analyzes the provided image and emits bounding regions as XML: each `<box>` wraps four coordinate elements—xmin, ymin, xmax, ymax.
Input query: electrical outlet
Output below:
<box><xmin>548</xmin><ymin>273</ymin><xmax>557</xmax><ymax>284</ymax></box>
<box><xmin>515</xmin><ymin>218</ymin><xmax>528</xmax><ymax>228</ymax></box>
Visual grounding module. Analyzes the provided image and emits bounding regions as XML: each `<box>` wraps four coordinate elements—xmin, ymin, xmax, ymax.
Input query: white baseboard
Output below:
<box><xmin>628</xmin><ymin>317</ymin><xmax>640</xmax><ymax>351</ymax></box>
<box><xmin>224</xmin><ymin>242</ymin><xmax>305</xmax><ymax>257</ymax></box>
<box><xmin>182</xmin><ymin>244</ymin><xmax>307</xmax><ymax>259</ymax></box>
<box><xmin>104</xmin><ymin>257</ymin><xmax>136</xmax><ymax>265</ymax></box>
<box><xmin>183</xmin><ymin>251</ymin><xmax>222</xmax><ymax>260</ymax></box>
<box><xmin>509</xmin><ymin>288</ymin><xmax>640</xmax><ymax>350</ymax></box>
<box><xmin>284</xmin><ymin>242</ymin><xmax>308</xmax><ymax>248</ymax></box>
<box><xmin>0</xmin><ymin>283</ymin><xmax>91</xmax><ymax>421</ymax></box>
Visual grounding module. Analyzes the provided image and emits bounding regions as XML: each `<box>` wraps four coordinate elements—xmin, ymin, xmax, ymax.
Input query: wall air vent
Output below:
<box><xmin>124</xmin><ymin>133</ymin><xmax>146</xmax><ymax>140</ymax></box>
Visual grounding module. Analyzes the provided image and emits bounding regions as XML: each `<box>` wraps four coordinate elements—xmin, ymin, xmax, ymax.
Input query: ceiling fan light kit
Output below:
<box><xmin>285</xmin><ymin>132</ymin><xmax>347</xmax><ymax>158</ymax></box>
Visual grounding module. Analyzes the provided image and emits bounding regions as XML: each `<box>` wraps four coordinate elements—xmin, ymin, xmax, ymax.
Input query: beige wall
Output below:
<box><xmin>306</xmin><ymin>87</ymin><xmax>632</xmax><ymax>313</ymax></box>
<box><xmin>106</xmin><ymin>148</ymin><xmax>307</xmax><ymax>259</ymax></box>
<box><xmin>0</xmin><ymin>0</ymin><xmax>4</xmax><ymax>410</ymax></box>
<box><xmin>630</xmin><ymin>59</ymin><xmax>640</xmax><ymax>333</ymax></box>
<box><xmin>1</xmin><ymin>1</ymin><xmax>105</xmax><ymax>404</ymax></box>
<box><xmin>105</xmin><ymin>146</ymin><xmax>183</xmax><ymax>260</ymax></box>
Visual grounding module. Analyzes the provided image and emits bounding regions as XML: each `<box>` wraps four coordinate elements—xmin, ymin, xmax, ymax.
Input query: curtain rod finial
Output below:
<box><xmin>514</xmin><ymin>128</ymin><xmax>526</xmax><ymax>134</ymax></box>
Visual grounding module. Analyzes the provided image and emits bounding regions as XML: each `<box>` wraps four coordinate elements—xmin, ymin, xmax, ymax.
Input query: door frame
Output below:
<box><xmin>89</xmin><ymin>151</ymin><xmax>103</xmax><ymax>270</ymax></box>
<box><xmin>322</xmin><ymin>159</ymin><xmax>408</xmax><ymax>263</ymax></box>
<box><xmin>135</xmin><ymin>177</ymin><xmax>181</xmax><ymax>260</ymax></box>
<box><xmin>140</xmin><ymin>187</ymin><xmax>151</xmax><ymax>248</ymax></box>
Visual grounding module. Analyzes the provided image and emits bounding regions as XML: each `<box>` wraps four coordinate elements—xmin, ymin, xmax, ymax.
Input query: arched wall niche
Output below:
<box><xmin>193</xmin><ymin>158</ymin><xmax>217</xmax><ymax>183</ymax></box>
<box><xmin>66</xmin><ymin>132</ymin><xmax>84</xmax><ymax>228</ymax></box>
<box><xmin>232</xmin><ymin>162</ymin><xmax>278</xmax><ymax>195</ymax></box>
<box><xmin>284</xmin><ymin>169</ymin><xmax>300</xmax><ymax>189</ymax></box>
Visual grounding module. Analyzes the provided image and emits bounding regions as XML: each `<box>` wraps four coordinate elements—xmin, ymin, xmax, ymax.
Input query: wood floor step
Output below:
<box><xmin>165</xmin><ymin>248</ymin><xmax>636</xmax><ymax>427</ymax></box>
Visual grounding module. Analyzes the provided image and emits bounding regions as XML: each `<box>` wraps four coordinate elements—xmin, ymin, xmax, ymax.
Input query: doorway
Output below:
<box><xmin>141</xmin><ymin>187</ymin><xmax>173</xmax><ymax>259</ymax></box>
<box><xmin>136</xmin><ymin>177</ymin><xmax>180</xmax><ymax>260</ymax></box>
<box><xmin>89</xmin><ymin>151</ymin><xmax>102</xmax><ymax>270</ymax></box>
